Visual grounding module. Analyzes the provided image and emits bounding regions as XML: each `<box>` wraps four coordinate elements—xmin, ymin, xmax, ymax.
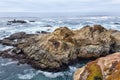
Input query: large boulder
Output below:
<box><xmin>73</xmin><ymin>52</ymin><xmax>120</xmax><ymax>80</ymax></box>
<box><xmin>21</xmin><ymin>25</ymin><xmax>115</xmax><ymax>60</ymax></box>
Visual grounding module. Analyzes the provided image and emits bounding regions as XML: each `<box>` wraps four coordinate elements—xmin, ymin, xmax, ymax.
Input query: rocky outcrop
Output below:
<box><xmin>7</xmin><ymin>32</ymin><xmax>27</xmax><ymax>40</ymax></box>
<box><xmin>1</xmin><ymin>25</ymin><xmax>120</xmax><ymax>72</ymax></box>
<box><xmin>73</xmin><ymin>52</ymin><xmax>120</xmax><ymax>80</ymax></box>
<box><xmin>26</xmin><ymin>25</ymin><xmax>116</xmax><ymax>61</ymax></box>
<box><xmin>0</xmin><ymin>32</ymin><xmax>35</xmax><ymax>46</ymax></box>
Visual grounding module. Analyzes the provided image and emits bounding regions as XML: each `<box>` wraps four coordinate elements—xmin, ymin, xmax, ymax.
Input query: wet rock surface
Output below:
<box><xmin>73</xmin><ymin>52</ymin><xmax>120</xmax><ymax>80</ymax></box>
<box><xmin>0</xmin><ymin>32</ymin><xmax>35</xmax><ymax>46</ymax></box>
<box><xmin>0</xmin><ymin>25</ymin><xmax>120</xmax><ymax>72</ymax></box>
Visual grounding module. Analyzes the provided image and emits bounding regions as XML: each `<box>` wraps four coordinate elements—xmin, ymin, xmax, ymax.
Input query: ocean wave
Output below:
<box><xmin>0</xmin><ymin>45</ymin><xmax>13</xmax><ymax>51</ymax></box>
<box><xmin>0</xmin><ymin>27</ymin><xmax>8</xmax><ymax>30</ymax></box>
<box><xmin>69</xmin><ymin>66</ymin><xmax>77</xmax><ymax>72</ymax></box>
<box><xmin>34</xmin><ymin>21</ymin><xmax>44</xmax><ymax>24</ymax></box>
<box><xmin>17</xmin><ymin>69</ymin><xmax>40</xmax><ymax>80</ymax></box>
<box><xmin>1</xmin><ymin>61</ymin><xmax>18</xmax><ymax>66</ymax></box>
<box><xmin>17</xmin><ymin>71</ymin><xmax>35</xmax><ymax>80</ymax></box>
<box><xmin>37</xmin><ymin>70</ymin><xmax>64</xmax><ymax>78</ymax></box>
<box><xmin>17</xmin><ymin>68</ymin><xmax>66</xmax><ymax>79</ymax></box>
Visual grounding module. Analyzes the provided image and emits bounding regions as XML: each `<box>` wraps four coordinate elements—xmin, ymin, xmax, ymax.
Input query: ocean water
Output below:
<box><xmin>0</xmin><ymin>16</ymin><xmax>120</xmax><ymax>80</ymax></box>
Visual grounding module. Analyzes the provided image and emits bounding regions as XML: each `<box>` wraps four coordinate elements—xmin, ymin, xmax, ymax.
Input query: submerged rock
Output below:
<box><xmin>41</xmin><ymin>31</ymin><xmax>49</xmax><ymax>34</ymax></box>
<box><xmin>1</xmin><ymin>25</ymin><xmax>120</xmax><ymax>72</ymax></box>
<box><xmin>42</xmin><ymin>25</ymin><xmax>52</xmax><ymax>27</ymax></box>
<box><xmin>29</xmin><ymin>20</ymin><xmax>35</xmax><ymax>22</ymax></box>
<box><xmin>73</xmin><ymin>52</ymin><xmax>120</xmax><ymax>80</ymax></box>
<box><xmin>114</xmin><ymin>22</ymin><xmax>120</xmax><ymax>25</ymax></box>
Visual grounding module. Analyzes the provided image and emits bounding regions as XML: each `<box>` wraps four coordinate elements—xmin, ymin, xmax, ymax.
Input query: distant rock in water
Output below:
<box><xmin>36</xmin><ymin>31</ymin><xmax>49</xmax><ymax>34</ymax></box>
<box><xmin>42</xmin><ymin>25</ymin><xmax>52</xmax><ymax>27</ymax></box>
<box><xmin>36</xmin><ymin>31</ymin><xmax>41</xmax><ymax>34</ymax></box>
<box><xmin>1</xmin><ymin>25</ymin><xmax>120</xmax><ymax>72</ymax></box>
<box><xmin>7</xmin><ymin>19</ymin><xmax>27</xmax><ymax>24</ymax></box>
<box><xmin>7</xmin><ymin>23</ymin><xmax>12</xmax><ymax>25</ymax></box>
<box><xmin>114</xmin><ymin>22</ymin><xmax>120</xmax><ymax>25</ymax></box>
<box><xmin>41</xmin><ymin>31</ymin><xmax>49</xmax><ymax>34</ymax></box>
<box><xmin>73</xmin><ymin>52</ymin><xmax>120</xmax><ymax>80</ymax></box>
<box><xmin>29</xmin><ymin>20</ymin><xmax>35</xmax><ymax>22</ymax></box>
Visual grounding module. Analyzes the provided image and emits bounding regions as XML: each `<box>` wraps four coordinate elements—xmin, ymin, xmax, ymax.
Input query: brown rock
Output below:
<box><xmin>73</xmin><ymin>52</ymin><xmax>120</xmax><ymax>80</ymax></box>
<box><xmin>17</xmin><ymin>26</ymin><xmax>117</xmax><ymax>71</ymax></box>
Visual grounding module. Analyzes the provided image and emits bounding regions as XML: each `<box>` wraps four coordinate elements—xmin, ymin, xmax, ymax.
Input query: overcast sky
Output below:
<box><xmin>0</xmin><ymin>0</ymin><xmax>120</xmax><ymax>15</ymax></box>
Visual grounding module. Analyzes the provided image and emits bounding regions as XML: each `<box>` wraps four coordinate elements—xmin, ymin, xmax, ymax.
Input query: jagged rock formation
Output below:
<box><xmin>0</xmin><ymin>25</ymin><xmax>120</xmax><ymax>72</ymax></box>
<box><xmin>73</xmin><ymin>52</ymin><xmax>120</xmax><ymax>80</ymax></box>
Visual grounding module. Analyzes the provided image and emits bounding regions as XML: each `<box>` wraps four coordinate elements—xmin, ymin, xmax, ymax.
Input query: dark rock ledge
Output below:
<box><xmin>0</xmin><ymin>25</ymin><xmax>120</xmax><ymax>72</ymax></box>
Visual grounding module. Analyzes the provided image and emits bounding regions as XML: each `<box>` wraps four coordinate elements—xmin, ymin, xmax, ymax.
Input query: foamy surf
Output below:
<box><xmin>17</xmin><ymin>70</ymin><xmax>36</xmax><ymax>80</ymax></box>
<box><xmin>0</xmin><ymin>27</ymin><xmax>8</xmax><ymax>30</ymax></box>
<box><xmin>37</xmin><ymin>70</ymin><xmax>65</xmax><ymax>78</ymax></box>
<box><xmin>1</xmin><ymin>61</ymin><xmax>18</xmax><ymax>66</ymax></box>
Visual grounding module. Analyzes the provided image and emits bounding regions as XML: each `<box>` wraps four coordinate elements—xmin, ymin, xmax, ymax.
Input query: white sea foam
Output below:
<box><xmin>34</xmin><ymin>21</ymin><xmax>44</xmax><ymax>24</ymax></box>
<box><xmin>110</xmin><ymin>25</ymin><xmax>119</xmax><ymax>30</ymax></box>
<box><xmin>18</xmin><ymin>68</ymin><xmax>71</xmax><ymax>79</ymax></box>
<box><xmin>18</xmin><ymin>72</ymin><xmax>35</xmax><ymax>79</ymax></box>
<box><xmin>57</xmin><ymin>20</ymin><xmax>63</xmax><ymax>24</ymax></box>
<box><xmin>43</xmin><ymin>18</ymin><xmax>56</xmax><ymax>22</ymax></box>
<box><xmin>69</xmin><ymin>66</ymin><xmax>77</xmax><ymax>72</ymax></box>
<box><xmin>0</xmin><ymin>27</ymin><xmax>8</xmax><ymax>30</ymax></box>
<box><xmin>37</xmin><ymin>70</ymin><xmax>64</xmax><ymax>78</ymax></box>
<box><xmin>18</xmin><ymin>68</ymin><xmax>67</xmax><ymax>79</ymax></box>
<box><xmin>17</xmin><ymin>69</ymin><xmax>36</xmax><ymax>79</ymax></box>
<box><xmin>1</xmin><ymin>61</ymin><xmax>17</xmax><ymax>66</ymax></box>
